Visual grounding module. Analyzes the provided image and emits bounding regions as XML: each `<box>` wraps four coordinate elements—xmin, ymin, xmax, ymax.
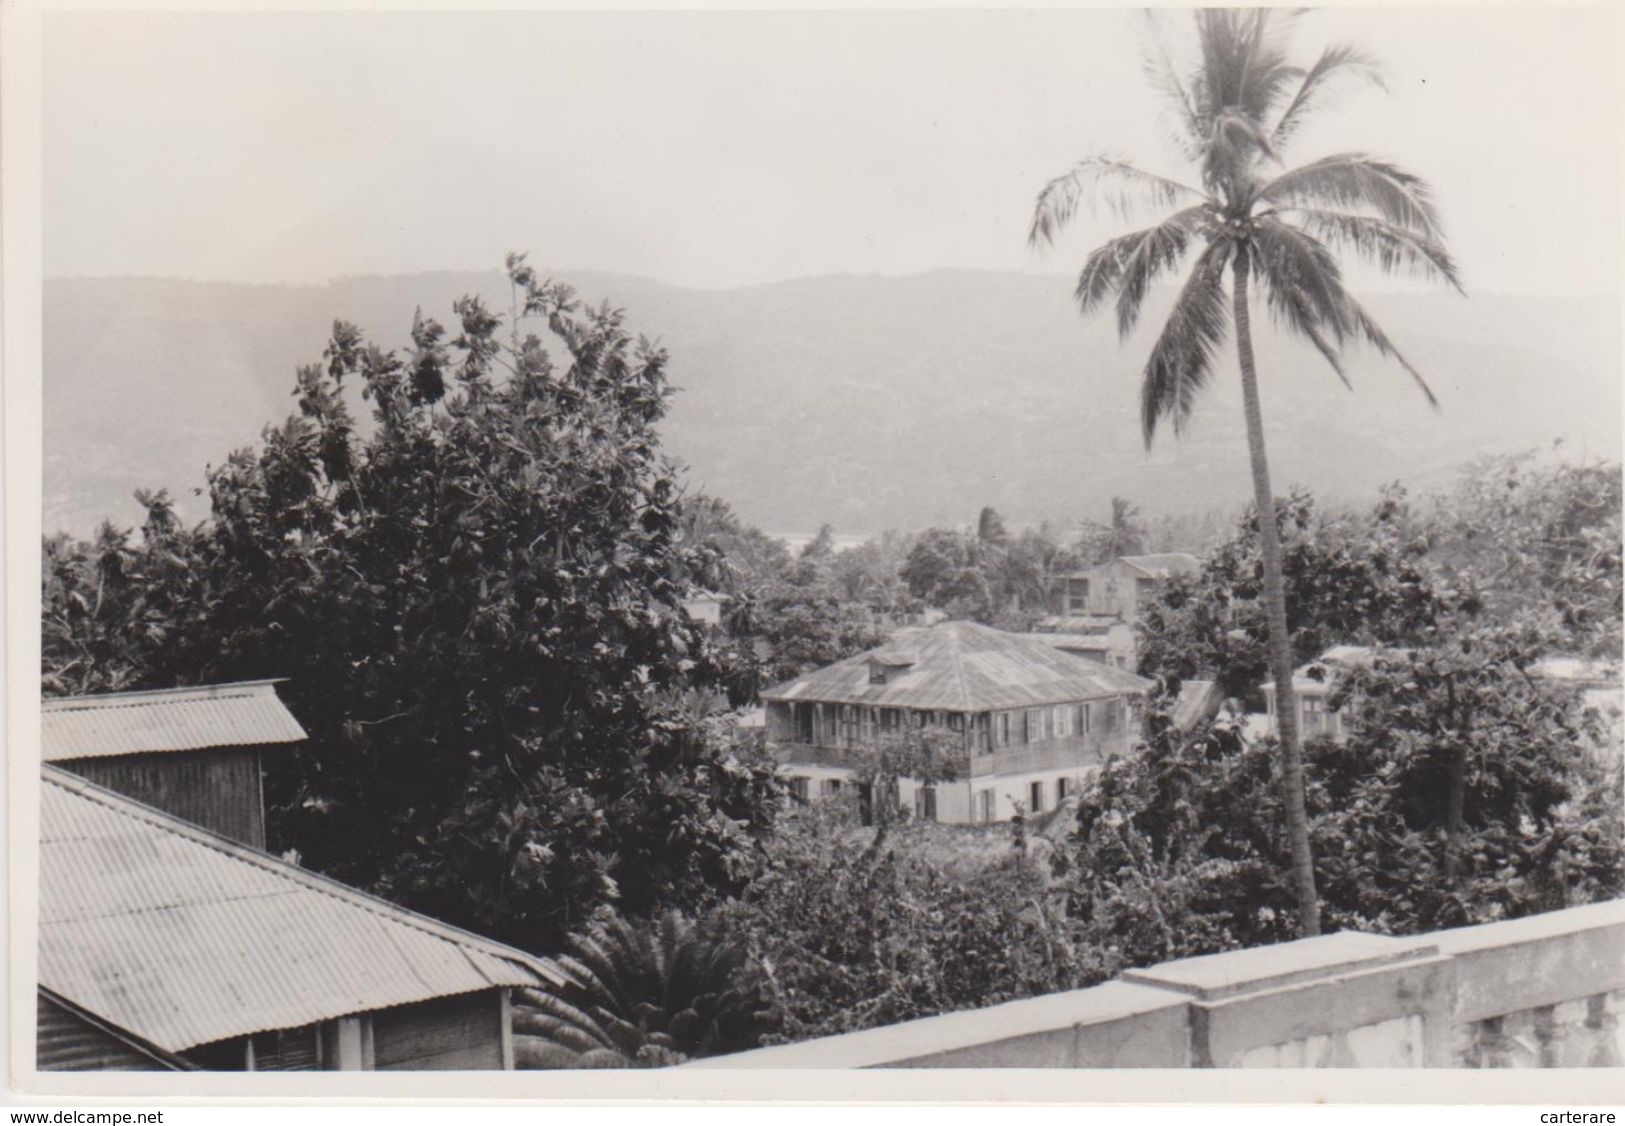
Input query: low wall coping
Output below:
<box><xmin>1430</xmin><ymin>898</ymin><xmax>1625</xmax><ymax>955</ymax></box>
<box><xmin>681</xmin><ymin>980</ymin><xmax>1186</xmax><ymax>1069</ymax></box>
<box><xmin>1121</xmin><ymin>931</ymin><xmax>1438</xmax><ymax>1001</ymax></box>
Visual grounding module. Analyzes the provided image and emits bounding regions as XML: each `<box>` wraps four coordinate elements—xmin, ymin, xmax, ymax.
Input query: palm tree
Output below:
<box><xmin>1029</xmin><ymin>9</ymin><xmax>1460</xmax><ymax>936</ymax></box>
<box><xmin>513</xmin><ymin>909</ymin><xmax>777</xmax><ymax>1068</ymax></box>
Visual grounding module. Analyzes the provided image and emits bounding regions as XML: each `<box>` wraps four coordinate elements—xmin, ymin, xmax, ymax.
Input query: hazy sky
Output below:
<box><xmin>43</xmin><ymin>6</ymin><xmax>1622</xmax><ymax>295</ymax></box>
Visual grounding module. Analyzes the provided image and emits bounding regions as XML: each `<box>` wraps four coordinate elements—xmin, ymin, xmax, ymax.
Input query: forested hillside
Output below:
<box><xmin>45</xmin><ymin>271</ymin><xmax>1619</xmax><ymax>537</ymax></box>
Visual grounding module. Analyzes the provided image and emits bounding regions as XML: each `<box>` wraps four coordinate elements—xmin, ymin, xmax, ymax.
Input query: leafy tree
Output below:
<box><xmin>1428</xmin><ymin>451</ymin><xmax>1623</xmax><ymax>657</ymax></box>
<box><xmin>678</xmin><ymin>493</ymin><xmax>793</xmax><ymax>596</ymax></box>
<box><xmin>976</xmin><ymin>506</ymin><xmax>1009</xmax><ymax>548</ymax></box>
<box><xmin>513</xmin><ymin>909</ymin><xmax>778</xmax><ymax>1068</ymax></box>
<box><xmin>1030</xmin><ymin>9</ymin><xmax>1462</xmax><ymax>934</ymax></box>
<box><xmin>1069</xmin><ymin>681</ymin><xmax>1621</xmax><ymax>960</ymax></box>
<box><xmin>723</xmin><ymin>809</ymin><xmax>1107</xmax><ymax>1043</ymax></box>
<box><xmin>900</xmin><ymin>527</ymin><xmax>991</xmax><ymax>618</ymax></box>
<box><xmin>40</xmin><ymin>256</ymin><xmax>782</xmax><ymax>950</ymax></box>
<box><xmin>847</xmin><ymin>725</ymin><xmax>963</xmax><ymax>851</ymax></box>
<box><xmin>1077</xmin><ymin>496</ymin><xmax>1147</xmax><ymax>565</ymax></box>
<box><xmin>725</xmin><ymin>589</ymin><xmax>889</xmax><ymax>691</ymax></box>
<box><xmin>827</xmin><ymin>530</ymin><xmax>916</xmax><ymax>612</ymax></box>
<box><xmin>1136</xmin><ymin>488</ymin><xmax>1458</xmax><ymax>700</ymax></box>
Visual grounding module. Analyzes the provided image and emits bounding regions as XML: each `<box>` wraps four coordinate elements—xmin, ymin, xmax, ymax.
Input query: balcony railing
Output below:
<box><xmin>684</xmin><ymin>899</ymin><xmax>1625</xmax><ymax>1068</ymax></box>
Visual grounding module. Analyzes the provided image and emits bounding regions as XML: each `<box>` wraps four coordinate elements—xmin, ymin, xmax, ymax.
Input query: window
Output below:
<box><xmin>869</xmin><ymin>662</ymin><xmax>887</xmax><ymax>685</ymax></box>
<box><xmin>1083</xmin><ymin>702</ymin><xmax>1092</xmax><ymax>734</ymax></box>
<box><xmin>1053</xmin><ymin>705</ymin><xmax>1074</xmax><ymax>739</ymax></box>
<box><xmin>821</xmin><ymin>778</ymin><xmax>844</xmax><ymax>797</ymax></box>
<box><xmin>1067</xmin><ymin>578</ymin><xmax>1090</xmax><ymax>613</ymax></box>
<box><xmin>996</xmin><ymin>712</ymin><xmax>1012</xmax><ymax>747</ymax></box>
<box><xmin>788</xmin><ymin>776</ymin><xmax>811</xmax><ymax>804</ymax></box>
<box><xmin>1102</xmin><ymin>698</ymin><xmax>1122</xmax><ymax>733</ymax></box>
<box><xmin>1056</xmin><ymin>776</ymin><xmax>1071</xmax><ymax>801</ymax></box>
<box><xmin>1029</xmin><ymin>780</ymin><xmax>1044</xmax><ymax>813</ymax></box>
<box><xmin>248</xmin><ymin>1027</ymin><xmax>321</xmax><ymax>1071</ymax></box>
<box><xmin>915</xmin><ymin>787</ymin><xmax>937</xmax><ymax>822</ymax></box>
<box><xmin>1025</xmin><ymin>709</ymin><xmax>1046</xmax><ymax>743</ymax></box>
<box><xmin>794</xmin><ymin>703</ymin><xmax>814</xmax><ymax>744</ymax></box>
<box><xmin>976</xmin><ymin>788</ymin><xmax>996</xmax><ymax>824</ymax></box>
<box><xmin>840</xmin><ymin>705</ymin><xmax>859</xmax><ymax>746</ymax></box>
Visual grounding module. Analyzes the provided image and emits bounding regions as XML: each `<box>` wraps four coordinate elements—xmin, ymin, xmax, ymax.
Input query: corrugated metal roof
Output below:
<box><xmin>1022</xmin><ymin>632</ymin><xmax>1111</xmax><ymax>652</ymax></box>
<box><xmin>40</xmin><ymin>767</ymin><xmax>557</xmax><ymax>1053</ymax></box>
<box><xmin>1036</xmin><ymin>615</ymin><xmax>1124</xmax><ymax>634</ymax></box>
<box><xmin>1117</xmin><ymin>553</ymin><xmax>1201</xmax><ymax>578</ymax></box>
<box><xmin>1170</xmin><ymin>680</ymin><xmax>1224</xmax><ymax>730</ymax></box>
<box><xmin>42</xmin><ymin>680</ymin><xmax>308</xmax><ymax>762</ymax></box>
<box><xmin>761</xmin><ymin>621</ymin><xmax>1153</xmax><ymax>711</ymax></box>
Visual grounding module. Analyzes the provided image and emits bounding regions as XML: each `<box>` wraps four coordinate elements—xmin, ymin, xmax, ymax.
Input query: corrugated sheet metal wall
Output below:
<box><xmin>61</xmin><ymin>747</ymin><xmax>266</xmax><ymax>849</ymax></box>
<box><xmin>373</xmin><ymin>993</ymin><xmax>505</xmax><ymax>1071</ymax></box>
<box><xmin>37</xmin><ymin>994</ymin><xmax>178</xmax><ymax>1072</ymax></box>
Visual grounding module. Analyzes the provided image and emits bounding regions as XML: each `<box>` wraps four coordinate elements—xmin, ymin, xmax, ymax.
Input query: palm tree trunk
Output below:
<box><xmin>1232</xmin><ymin>249</ymin><xmax>1322</xmax><ymax>937</ymax></box>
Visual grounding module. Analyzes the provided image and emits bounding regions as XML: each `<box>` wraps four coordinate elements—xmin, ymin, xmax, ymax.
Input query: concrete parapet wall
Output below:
<box><xmin>686</xmin><ymin>899</ymin><xmax>1625</xmax><ymax>1069</ymax></box>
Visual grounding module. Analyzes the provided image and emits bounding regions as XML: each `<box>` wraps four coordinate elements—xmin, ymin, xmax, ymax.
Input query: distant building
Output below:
<box><xmin>761</xmin><ymin>620</ymin><xmax>1153</xmax><ymax>824</ymax></box>
<box><xmin>1168</xmin><ymin>679</ymin><xmax>1226</xmax><ymax>732</ymax></box>
<box><xmin>1023</xmin><ymin>618</ymin><xmax>1138</xmax><ymax>672</ymax></box>
<box><xmin>1262</xmin><ymin>646</ymin><xmax>1625</xmax><ymax>752</ymax></box>
<box><xmin>41</xmin><ymin>680</ymin><xmax>307</xmax><ymax>850</ymax></box>
<box><xmin>39</xmin><ymin>766</ymin><xmax>558</xmax><ymax>1071</ymax></box>
<box><xmin>1051</xmin><ymin>554</ymin><xmax>1201</xmax><ymax>626</ymax></box>
<box><xmin>1530</xmin><ymin>656</ymin><xmax>1623</xmax><ymax>762</ymax></box>
<box><xmin>1260</xmin><ymin>645</ymin><xmax>1396</xmax><ymax>742</ymax></box>
<box><xmin>681</xmin><ymin>591</ymin><xmax>726</xmax><ymax>627</ymax></box>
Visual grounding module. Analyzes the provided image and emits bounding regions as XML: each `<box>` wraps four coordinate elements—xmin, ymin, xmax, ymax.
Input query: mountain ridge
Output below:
<box><xmin>43</xmin><ymin>270</ymin><xmax>1620</xmax><ymax>540</ymax></box>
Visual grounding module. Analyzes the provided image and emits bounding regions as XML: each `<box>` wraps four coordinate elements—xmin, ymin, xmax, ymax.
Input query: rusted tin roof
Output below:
<box><xmin>41</xmin><ymin>680</ymin><xmax>308</xmax><ymax>762</ymax></box>
<box><xmin>761</xmin><ymin>620</ymin><xmax>1153</xmax><ymax>711</ymax></box>
<box><xmin>40</xmin><ymin>766</ymin><xmax>558</xmax><ymax>1053</ymax></box>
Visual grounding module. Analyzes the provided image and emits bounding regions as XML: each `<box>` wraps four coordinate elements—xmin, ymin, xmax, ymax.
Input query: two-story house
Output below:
<box><xmin>761</xmin><ymin>620</ymin><xmax>1154</xmax><ymax>824</ymax></box>
<box><xmin>1049</xmin><ymin>553</ymin><xmax>1200</xmax><ymax>627</ymax></box>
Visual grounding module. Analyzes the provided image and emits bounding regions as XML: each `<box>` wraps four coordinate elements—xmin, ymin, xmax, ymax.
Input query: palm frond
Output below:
<box><xmin>514</xmin><ymin>1036</ymin><xmax>602</xmax><ymax>1070</ymax></box>
<box><xmin>1028</xmin><ymin>156</ymin><xmax>1204</xmax><ymax>247</ymax></box>
<box><xmin>1116</xmin><ymin>206</ymin><xmax>1213</xmax><ymax>336</ymax></box>
<box><xmin>1285</xmin><ymin>208</ymin><xmax>1463</xmax><ymax>291</ymax></box>
<box><xmin>1258</xmin><ymin>153</ymin><xmax>1443</xmax><ymax>237</ymax></box>
<box><xmin>1271</xmin><ymin>44</ymin><xmax>1386</xmax><ymax>150</ymax></box>
<box><xmin>1193</xmin><ymin>9</ymin><xmax>1301</xmax><ymax>125</ymax></box>
<box><xmin>1248</xmin><ymin>221</ymin><xmax>1355</xmax><ymax>390</ymax></box>
<box><xmin>1141</xmin><ymin>10</ymin><xmax>1204</xmax><ymax>158</ymax></box>
<box><xmin>1347</xmin><ymin>297</ymin><xmax>1441</xmax><ymax>408</ymax></box>
<box><xmin>1069</xmin><ymin>206</ymin><xmax>1208</xmax><ymax>329</ymax></box>
<box><xmin>1141</xmin><ymin>240</ymin><xmax>1233</xmax><ymax>447</ymax></box>
<box><xmin>1249</xmin><ymin>218</ymin><xmax>1354</xmax><ymax>343</ymax></box>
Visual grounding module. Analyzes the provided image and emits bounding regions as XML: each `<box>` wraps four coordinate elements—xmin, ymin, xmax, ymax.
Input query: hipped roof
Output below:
<box><xmin>761</xmin><ymin>620</ymin><xmax>1153</xmax><ymax>711</ymax></box>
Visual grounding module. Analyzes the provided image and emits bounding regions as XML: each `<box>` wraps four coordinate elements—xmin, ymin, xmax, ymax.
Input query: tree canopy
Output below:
<box><xmin>41</xmin><ymin>257</ymin><xmax>782</xmax><ymax>950</ymax></box>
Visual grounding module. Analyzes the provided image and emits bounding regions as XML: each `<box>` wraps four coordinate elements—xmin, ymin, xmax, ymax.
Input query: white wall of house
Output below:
<box><xmin>1260</xmin><ymin>684</ymin><xmax>1344</xmax><ymax>741</ymax></box>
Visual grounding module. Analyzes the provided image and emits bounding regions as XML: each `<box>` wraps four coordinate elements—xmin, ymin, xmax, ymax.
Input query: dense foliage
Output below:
<box><xmin>1136</xmin><ymin>488</ymin><xmax>1459</xmax><ymax>701</ymax></box>
<box><xmin>513</xmin><ymin>909</ymin><xmax>777</xmax><ymax>1068</ymax></box>
<box><xmin>41</xmin><ymin>258</ymin><xmax>782</xmax><ymax>949</ymax></box>
<box><xmin>719</xmin><ymin>807</ymin><xmax>1104</xmax><ymax>1043</ymax></box>
<box><xmin>1069</xmin><ymin>671</ymin><xmax>1622</xmax><ymax>962</ymax></box>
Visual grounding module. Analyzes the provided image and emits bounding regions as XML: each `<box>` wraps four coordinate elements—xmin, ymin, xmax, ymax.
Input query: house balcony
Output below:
<box><xmin>773</xmin><ymin>731</ymin><xmax>1121</xmax><ymax>781</ymax></box>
